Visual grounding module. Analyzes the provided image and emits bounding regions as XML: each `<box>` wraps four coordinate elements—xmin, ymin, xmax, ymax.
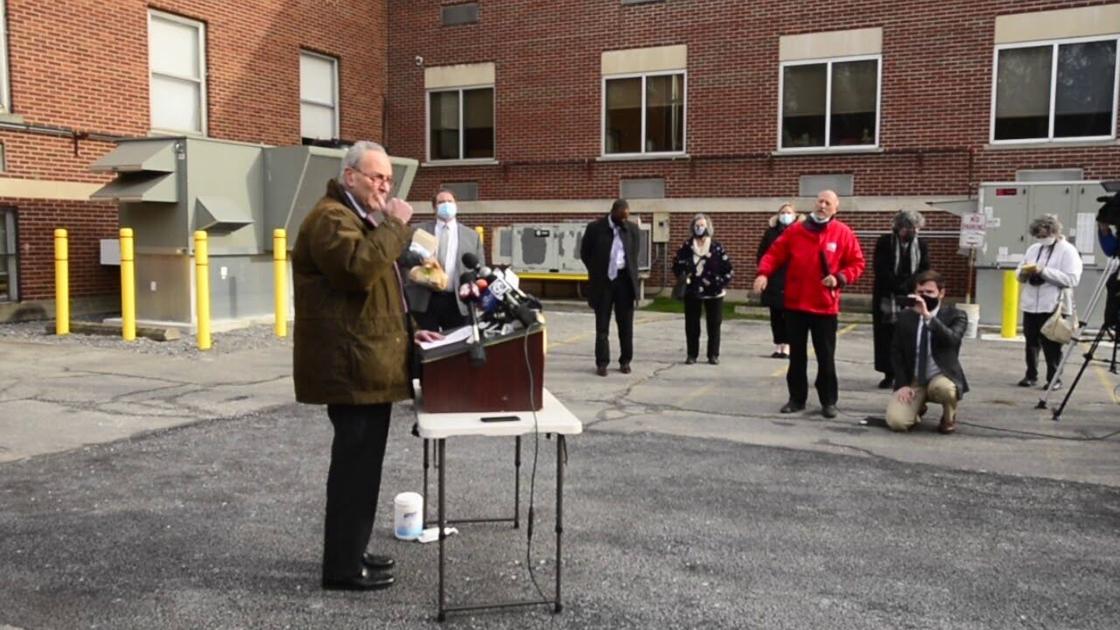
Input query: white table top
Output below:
<box><xmin>413</xmin><ymin>381</ymin><xmax>583</xmax><ymax>439</ymax></box>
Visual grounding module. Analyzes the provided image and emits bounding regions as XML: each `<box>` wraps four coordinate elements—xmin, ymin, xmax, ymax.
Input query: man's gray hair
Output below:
<box><xmin>692</xmin><ymin>212</ymin><xmax>713</xmax><ymax>237</ymax></box>
<box><xmin>892</xmin><ymin>209</ymin><xmax>925</xmax><ymax>231</ymax></box>
<box><xmin>1029</xmin><ymin>213</ymin><xmax>1064</xmax><ymax>238</ymax></box>
<box><xmin>339</xmin><ymin>140</ymin><xmax>388</xmax><ymax>179</ymax></box>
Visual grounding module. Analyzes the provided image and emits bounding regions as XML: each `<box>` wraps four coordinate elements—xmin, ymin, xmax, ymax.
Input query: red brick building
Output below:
<box><xmin>386</xmin><ymin>0</ymin><xmax>1120</xmax><ymax>299</ymax></box>
<box><xmin>0</xmin><ymin>0</ymin><xmax>387</xmax><ymax>320</ymax></box>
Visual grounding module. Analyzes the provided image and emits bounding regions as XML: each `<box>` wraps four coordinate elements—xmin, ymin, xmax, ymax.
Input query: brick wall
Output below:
<box><xmin>387</xmin><ymin>0</ymin><xmax>1120</xmax><ymax>299</ymax></box>
<box><xmin>3</xmin><ymin>0</ymin><xmax>388</xmax><ymax>300</ymax></box>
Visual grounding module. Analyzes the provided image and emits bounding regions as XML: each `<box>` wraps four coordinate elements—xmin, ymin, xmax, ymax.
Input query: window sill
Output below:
<box><xmin>985</xmin><ymin>139</ymin><xmax>1118</xmax><ymax>151</ymax></box>
<box><xmin>149</xmin><ymin>128</ymin><xmax>206</xmax><ymax>139</ymax></box>
<box><xmin>421</xmin><ymin>159</ymin><xmax>500</xmax><ymax>167</ymax></box>
<box><xmin>771</xmin><ymin>146</ymin><xmax>883</xmax><ymax>157</ymax></box>
<box><xmin>0</xmin><ymin>112</ymin><xmax>25</xmax><ymax>124</ymax></box>
<box><xmin>597</xmin><ymin>153</ymin><xmax>690</xmax><ymax>162</ymax></box>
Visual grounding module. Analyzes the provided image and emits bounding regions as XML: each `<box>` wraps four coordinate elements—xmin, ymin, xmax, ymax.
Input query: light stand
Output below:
<box><xmin>1036</xmin><ymin>256</ymin><xmax>1120</xmax><ymax>421</ymax></box>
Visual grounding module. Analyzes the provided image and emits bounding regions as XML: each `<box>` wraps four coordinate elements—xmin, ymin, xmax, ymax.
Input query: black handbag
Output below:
<box><xmin>671</xmin><ymin>274</ymin><xmax>688</xmax><ymax>300</ymax></box>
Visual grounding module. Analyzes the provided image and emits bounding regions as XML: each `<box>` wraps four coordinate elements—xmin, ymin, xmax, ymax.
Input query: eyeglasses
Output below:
<box><xmin>351</xmin><ymin>168</ymin><xmax>394</xmax><ymax>188</ymax></box>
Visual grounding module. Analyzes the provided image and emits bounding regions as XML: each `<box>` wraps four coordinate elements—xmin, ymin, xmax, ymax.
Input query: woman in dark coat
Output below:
<box><xmin>756</xmin><ymin>203</ymin><xmax>800</xmax><ymax>358</ymax></box>
<box><xmin>673</xmin><ymin>213</ymin><xmax>734</xmax><ymax>364</ymax></box>
<box><xmin>872</xmin><ymin>209</ymin><xmax>930</xmax><ymax>388</ymax></box>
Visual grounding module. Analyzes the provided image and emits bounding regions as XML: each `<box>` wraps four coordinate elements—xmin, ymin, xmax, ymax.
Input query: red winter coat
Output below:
<box><xmin>757</xmin><ymin>218</ymin><xmax>865</xmax><ymax>316</ymax></box>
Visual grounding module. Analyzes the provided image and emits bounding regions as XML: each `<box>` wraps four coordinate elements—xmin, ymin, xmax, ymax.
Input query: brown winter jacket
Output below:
<box><xmin>291</xmin><ymin>179</ymin><xmax>414</xmax><ymax>405</ymax></box>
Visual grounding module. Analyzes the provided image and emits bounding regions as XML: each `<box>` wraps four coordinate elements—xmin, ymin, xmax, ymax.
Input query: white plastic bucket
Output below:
<box><xmin>394</xmin><ymin>492</ymin><xmax>423</xmax><ymax>541</ymax></box>
<box><xmin>959</xmin><ymin>303</ymin><xmax>980</xmax><ymax>339</ymax></box>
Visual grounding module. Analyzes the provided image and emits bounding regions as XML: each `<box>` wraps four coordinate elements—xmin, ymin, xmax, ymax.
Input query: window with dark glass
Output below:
<box><xmin>604</xmin><ymin>72</ymin><xmax>685</xmax><ymax>155</ymax></box>
<box><xmin>429</xmin><ymin>87</ymin><xmax>494</xmax><ymax>161</ymax></box>
<box><xmin>0</xmin><ymin>209</ymin><xmax>17</xmax><ymax>302</ymax></box>
<box><xmin>781</xmin><ymin>57</ymin><xmax>879</xmax><ymax>149</ymax></box>
<box><xmin>994</xmin><ymin>38</ymin><xmax>1118</xmax><ymax>141</ymax></box>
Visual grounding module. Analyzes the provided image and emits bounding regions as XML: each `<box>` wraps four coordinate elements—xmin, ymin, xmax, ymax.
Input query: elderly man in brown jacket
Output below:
<box><xmin>292</xmin><ymin>141</ymin><xmax>440</xmax><ymax>591</ymax></box>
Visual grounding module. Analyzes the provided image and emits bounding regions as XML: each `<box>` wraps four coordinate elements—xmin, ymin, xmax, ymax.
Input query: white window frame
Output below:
<box><xmin>989</xmin><ymin>34</ymin><xmax>1120</xmax><ymax>145</ymax></box>
<box><xmin>147</xmin><ymin>10</ymin><xmax>207</xmax><ymax>136</ymax></box>
<box><xmin>0</xmin><ymin>1</ymin><xmax>10</xmax><ymax>114</ymax></box>
<box><xmin>776</xmin><ymin>54</ymin><xmax>882</xmax><ymax>153</ymax></box>
<box><xmin>299</xmin><ymin>50</ymin><xmax>340</xmax><ymax>141</ymax></box>
<box><xmin>0</xmin><ymin>208</ymin><xmax>17</xmax><ymax>302</ymax></box>
<box><xmin>601</xmin><ymin>70</ymin><xmax>688</xmax><ymax>158</ymax></box>
<box><xmin>425</xmin><ymin>84</ymin><xmax>495</xmax><ymax>163</ymax></box>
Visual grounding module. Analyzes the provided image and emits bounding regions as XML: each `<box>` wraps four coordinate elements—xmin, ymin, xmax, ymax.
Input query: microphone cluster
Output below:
<box><xmin>458</xmin><ymin>253</ymin><xmax>543</xmax><ymax>330</ymax></box>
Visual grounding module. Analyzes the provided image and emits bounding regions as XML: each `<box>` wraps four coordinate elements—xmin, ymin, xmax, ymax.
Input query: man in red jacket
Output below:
<box><xmin>753</xmin><ymin>190</ymin><xmax>866</xmax><ymax>418</ymax></box>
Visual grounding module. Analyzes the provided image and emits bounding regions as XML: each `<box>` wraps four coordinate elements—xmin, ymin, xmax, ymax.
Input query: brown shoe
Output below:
<box><xmin>596</xmin><ymin>366</ymin><xmax>608</xmax><ymax>377</ymax></box>
<box><xmin>619</xmin><ymin>364</ymin><xmax>632</xmax><ymax>374</ymax></box>
<box><xmin>938</xmin><ymin>415</ymin><xmax>957</xmax><ymax>434</ymax></box>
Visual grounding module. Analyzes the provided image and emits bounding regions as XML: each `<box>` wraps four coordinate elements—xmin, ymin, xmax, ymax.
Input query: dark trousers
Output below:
<box><xmin>594</xmin><ymin>277</ymin><xmax>635</xmax><ymax>367</ymax></box>
<box><xmin>785</xmin><ymin>310</ymin><xmax>838</xmax><ymax>406</ymax></box>
<box><xmin>685</xmin><ymin>296</ymin><xmax>723</xmax><ymax>359</ymax></box>
<box><xmin>1023</xmin><ymin>311</ymin><xmax>1062</xmax><ymax>383</ymax></box>
<box><xmin>768</xmin><ymin>306</ymin><xmax>788</xmax><ymax>345</ymax></box>
<box><xmin>322</xmin><ymin>403</ymin><xmax>392</xmax><ymax>580</ymax></box>
<box><xmin>871</xmin><ymin>297</ymin><xmax>894</xmax><ymax>377</ymax></box>
<box><xmin>1105</xmin><ymin>274</ymin><xmax>1120</xmax><ymax>328</ymax></box>
<box><xmin>415</xmin><ymin>292</ymin><xmax>467</xmax><ymax>332</ymax></box>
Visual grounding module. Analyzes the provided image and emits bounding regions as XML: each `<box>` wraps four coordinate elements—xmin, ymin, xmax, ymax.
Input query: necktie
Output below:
<box><xmin>608</xmin><ymin>226</ymin><xmax>620</xmax><ymax>281</ymax></box>
<box><xmin>437</xmin><ymin>226</ymin><xmax>450</xmax><ymax>271</ymax></box>
<box><xmin>917</xmin><ymin>321</ymin><xmax>930</xmax><ymax>385</ymax></box>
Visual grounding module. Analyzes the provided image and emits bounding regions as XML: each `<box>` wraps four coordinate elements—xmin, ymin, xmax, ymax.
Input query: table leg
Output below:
<box><xmin>423</xmin><ymin>438</ymin><xmax>430</xmax><ymax>527</ymax></box>
<box><xmin>554</xmin><ymin>435</ymin><xmax>565</xmax><ymax>613</ymax></box>
<box><xmin>438</xmin><ymin>439</ymin><xmax>447</xmax><ymax>622</ymax></box>
<box><xmin>514</xmin><ymin>436</ymin><xmax>521</xmax><ymax>529</ymax></box>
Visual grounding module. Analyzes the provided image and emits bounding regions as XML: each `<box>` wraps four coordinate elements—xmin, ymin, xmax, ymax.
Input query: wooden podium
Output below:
<box><xmin>419</xmin><ymin>324</ymin><xmax>545</xmax><ymax>413</ymax></box>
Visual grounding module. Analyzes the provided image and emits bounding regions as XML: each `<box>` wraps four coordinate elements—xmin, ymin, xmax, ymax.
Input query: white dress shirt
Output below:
<box><xmin>607</xmin><ymin>216</ymin><xmax>627</xmax><ymax>281</ymax></box>
<box><xmin>435</xmin><ymin>219</ymin><xmax>460</xmax><ymax>291</ymax></box>
<box><xmin>915</xmin><ymin>306</ymin><xmax>942</xmax><ymax>383</ymax></box>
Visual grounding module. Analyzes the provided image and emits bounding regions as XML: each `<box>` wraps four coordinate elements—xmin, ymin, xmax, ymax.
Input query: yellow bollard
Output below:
<box><xmin>54</xmin><ymin>229</ymin><xmax>69</xmax><ymax>335</ymax></box>
<box><xmin>474</xmin><ymin>225</ymin><xmax>484</xmax><ymax>247</ymax></box>
<box><xmin>273</xmin><ymin>229</ymin><xmax>287</xmax><ymax>338</ymax></box>
<box><xmin>120</xmin><ymin>228</ymin><xmax>136</xmax><ymax>341</ymax></box>
<box><xmin>194</xmin><ymin>231</ymin><xmax>211</xmax><ymax>350</ymax></box>
<box><xmin>1001</xmin><ymin>269</ymin><xmax>1019</xmax><ymax>339</ymax></box>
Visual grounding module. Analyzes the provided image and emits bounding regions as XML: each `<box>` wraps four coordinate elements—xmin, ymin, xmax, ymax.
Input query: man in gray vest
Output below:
<box><xmin>404</xmin><ymin>188</ymin><xmax>485</xmax><ymax>331</ymax></box>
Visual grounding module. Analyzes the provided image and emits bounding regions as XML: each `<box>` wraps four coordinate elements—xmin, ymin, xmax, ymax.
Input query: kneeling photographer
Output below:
<box><xmin>1015</xmin><ymin>215</ymin><xmax>1083</xmax><ymax>390</ymax></box>
<box><xmin>885</xmin><ymin>271</ymin><xmax>969</xmax><ymax>434</ymax></box>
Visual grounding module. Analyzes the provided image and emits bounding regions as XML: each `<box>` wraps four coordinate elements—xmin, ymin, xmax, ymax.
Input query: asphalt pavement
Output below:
<box><xmin>1</xmin><ymin>309</ymin><xmax>1119</xmax><ymax>629</ymax></box>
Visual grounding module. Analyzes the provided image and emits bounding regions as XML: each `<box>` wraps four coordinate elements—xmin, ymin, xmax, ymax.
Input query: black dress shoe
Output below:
<box><xmin>596</xmin><ymin>366</ymin><xmax>608</xmax><ymax>377</ymax></box>
<box><xmin>821</xmin><ymin>405</ymin><xmax>838</xmax><ymax>419</ymax></box>
<box><xmin>1017</xmin><ymin>377</ymin><xmax>1037</xmax><ymax>387</ymax></box>
<box><xmin>362</xmin><ymin>553</ymin><xmax>395</xmax><ymax>571</ymax></box>
<box><xmin>619</xmin><ymin>364</ymin><xmax>632</xmax><ymax>374</ymax></box>
<box><xmin>877</xmin><ymin>376</ymin><xmax>893</xmax><ymax>389</ymax></box>
<box><xmin>708</xmin><ymin>357</ymin><xmax>719</xmax><ymax>365</ymax></box>
<box><xmin>322</xmin><ymin>567</ymin><xmax>395</xmax><ymax>591</ymax></box>
<box><xmin>780</xmin><ymin>401</ymin><xmax>805</xmax><ymax>413</ymax></box>
<box><xmin>685</xmin><ymin>356</ymin><xmax>696</xmax><ymax>365</ymax></box>
<box><xmin>770</xmin><ymin>351</ymin><xmax>784</xmax><ymax>359</ymax></box>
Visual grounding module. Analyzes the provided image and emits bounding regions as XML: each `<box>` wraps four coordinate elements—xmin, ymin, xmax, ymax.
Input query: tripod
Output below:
<box><xmin>1036</xmin><ymin>256</ymin><xmax>1120</xmax><ymax>421</ymax></box>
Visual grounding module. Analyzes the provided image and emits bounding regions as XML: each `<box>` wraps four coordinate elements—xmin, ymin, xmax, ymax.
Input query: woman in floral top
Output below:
<box><xmin>673</xmin><ymin>213</ymin><xmax>734</xmax><ymax>364</ymax></box>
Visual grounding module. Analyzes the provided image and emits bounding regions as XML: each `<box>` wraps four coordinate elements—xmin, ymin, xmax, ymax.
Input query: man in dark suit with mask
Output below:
<box><xmin>581</xmin><ymin>199</ymin><xmax>641</xmax><ymax>376</ymax></box>
<box><xmin>886</xmin><ymin>270</ymin><xmax>969</xmax><ymax>434</ymax></box>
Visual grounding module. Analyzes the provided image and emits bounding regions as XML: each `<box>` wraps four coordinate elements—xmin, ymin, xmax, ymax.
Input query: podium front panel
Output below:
<box><xmin>420</xmin><ymin>328</ymin><xmax>544</xmax><ymax>413</ymax></box>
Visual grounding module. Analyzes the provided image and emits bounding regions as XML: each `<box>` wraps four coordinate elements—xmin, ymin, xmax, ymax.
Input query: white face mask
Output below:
<box><xmin>778</xmin><ymin>213</ymin><xmax>795</xmax><ymax>226</ymax></box>
<box><xmin>693</xmin><ymin>224</ymin><xmax>709</xmax><ymax>237</ymax></box>
<box><xmin>436</xmin><ymin>202</ymin><xmax>457</xmax><ymax>221</ymax></box>
<box><xmin>809</xmin><ymin>212</ymin><xmax>831</xmax><ymax>224</ymax></box>
<box><xmin>1037</xmin><ymin>236</ymin><xmax>1056</xmax><ymax>246</ymax></box>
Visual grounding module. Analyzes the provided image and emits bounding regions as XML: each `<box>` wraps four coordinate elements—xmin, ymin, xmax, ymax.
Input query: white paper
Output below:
<box><xmin>1076</xmin><ymin>213</ymin><xmax>1096</xmax><ymax>254</ymax></box>
<box><xmin>417</xmin><ymin>325</ymin><xmax>473</xmax><ymax>350</ymax></box>
<box><xmin>417</xmin><ymin>526</ymin><xmax>458</xmax><ymax>544</ymax></box>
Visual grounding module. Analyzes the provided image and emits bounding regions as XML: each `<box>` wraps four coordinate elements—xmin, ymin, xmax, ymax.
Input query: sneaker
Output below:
<box><xmin>780</xmin><ymin>401</ymin><xmax>805</xmax><ymax>413</ymax></box>
<box><xmin>1017</xmin><ymin>377</ymin><xmax>1037</xmax><ymax>387</ymax></box>
<box><xmin>1043</xmin><ymin>380</ymin><xmax>1062</xmax><ymax>391</ymax></box>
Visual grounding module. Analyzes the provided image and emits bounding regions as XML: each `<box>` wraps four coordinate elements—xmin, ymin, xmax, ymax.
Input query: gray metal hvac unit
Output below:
<box><xmin>491</xmin><ymin>222</ymin><xmax>652</xmax><ymax>275</ymax></box>
<box><xmin>91</xmin><ymin>137</ymin><xmax>418</xmax><ymax>328</ymax></box>
<box><xmin>972</xmin><ymin>181</ymin><xmax>1109</xmax><ymax>327</ymax></box>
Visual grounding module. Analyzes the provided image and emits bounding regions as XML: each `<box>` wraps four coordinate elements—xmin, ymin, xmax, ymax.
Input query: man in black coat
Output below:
<box><xmin>886</xmin><ymin>270</ymin><xmax>969</xmax><ymax>434</ymax></box>
<box><xmin>581</xmin><ymin>199</ymin><xmax>641</xmax><ymax>376</ymax></box>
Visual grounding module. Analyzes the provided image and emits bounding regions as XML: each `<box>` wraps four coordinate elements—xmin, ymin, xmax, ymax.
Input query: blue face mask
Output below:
<box><xmin>778</xmin><ymin>213</ymin><xmax>795</xmax><ymax>226</ymax></box>
<box><xmin>436</xmin><ymin>202</ymin><xmax>457</xmax><ymax>221</ymax></box>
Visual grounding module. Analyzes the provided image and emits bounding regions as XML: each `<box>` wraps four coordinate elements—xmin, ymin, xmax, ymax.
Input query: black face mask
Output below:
<box><xmin>921</xmin><ymin>295</ymin><xmax>939</xmax><ymax>310</ymax></box>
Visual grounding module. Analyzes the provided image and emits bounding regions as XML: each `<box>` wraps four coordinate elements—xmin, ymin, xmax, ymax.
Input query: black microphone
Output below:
<box><xmin>457</xmin><ymin>268</ymin><xmax>486</xmax><ymax>366</ymax></box>
<box><xmin>461</xmin><ymin>252</ymin><xmax>481</xmax><ymax>273</ymax></box>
